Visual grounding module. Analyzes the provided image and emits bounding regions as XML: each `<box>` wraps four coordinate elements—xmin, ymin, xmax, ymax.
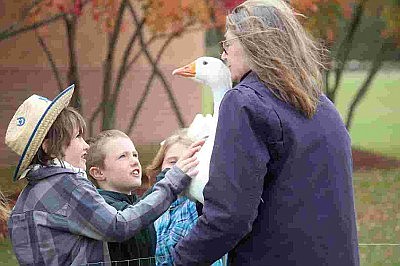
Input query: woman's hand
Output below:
<box><xmin>175</xmin><ymin>139</ymin><xmax>205</xmax><ymax>178</ymax></box>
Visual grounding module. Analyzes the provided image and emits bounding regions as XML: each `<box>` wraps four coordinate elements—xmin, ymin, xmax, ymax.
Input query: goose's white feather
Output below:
<box><xmin>187</xmin><ymin>114</ymin><xmax>213</xmax><ymax>141</ymax></box>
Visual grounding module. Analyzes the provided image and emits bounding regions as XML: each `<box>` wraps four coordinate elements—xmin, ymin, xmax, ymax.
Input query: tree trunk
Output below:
<box><xmin>345</xmin><ymin>42</ymin><xmax>388</xmax><ymax>130</ymax></box>
<box><xmin>101</xmin><ymin>0</ymin><xmax>127</xmax><ymax>130</ymax></box>
<box><xmin>64</xmin><ymin>15</ymin><xmax>81</xmax><ymax>112</ymax></box>
<box><xmin>111</xmin><ymin>18</ymin><xmax>144</xmax><ymax>106</ymax></box>
<box><xmin>36</xmin><ymin>34</ymin><xmax>64</xmax><ymax>92</ymax></box>
<box><xmin>325</xmin><ymin>0</ymin><xmax>367</xmax><ymax>103</ymax></box>
<box><xmin>126</xmin><ymin>2</ymin><xmax>186</xmax><ymax>131</ymax></box>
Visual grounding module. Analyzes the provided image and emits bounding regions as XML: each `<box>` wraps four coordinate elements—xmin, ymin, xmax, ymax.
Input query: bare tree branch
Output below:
<box><xmin>345</xmin><ymin>42</ymin><xmax>388</xmax><ymax>130</ymax></box>
<box><xmin>64</xmin><ymin>14</ymin><xmax>82</xmax><ymax>112</ymax></box>
<box><xmin>124</xmin><ymin>0</ymin><xmax>204</xmax><ymax>75</ymax></box>
<box><xmin>88</xmin><ymin>103</ymin><xmax>103</xmax><ymax>137</ymax></box>
<box><xmin>101</xmin><ymin>0</ymin><xmax>128</xmax><ymax>130</ymax></box>
<box><xmin>88</xmin><ymin>0</ymin><xmax>128</xmax><ymax>136</ymax></box>
<box><xmin>125</xmin><ymin>34</ymin><xmax>161</xmax><ymax>72</ymax></box>
<box><xmin>36</xmin><ymin>32</ymin><xmax>64</xmax><ymax>92</ymax></box>
<box><xmin>126</xmin><ymin>73</ymin><xmax>156</xmax><ymax>136</ymax></box>
<box><xmin>92</xmin><ymin>0</ymin><xmax>198</xmax><ymax>135</ymax></box>
<box><xmin>0</xmin><ymin>0</ymin><xmax>92</xmax><ymax>42</ymax></box>
<box><xmin>325</xmin><ymin>0</ymin><xmax>368</xmax><ymax>102</ymax></box>
<box><xmin>126</xmin><ymin>30</ymin><xmax>181</xmax><ymax>134</ymax></box>
<box><xmin>21</xmin><ymin>0</ymin><xmax>46</xmax><ymax>20</ymax></box>
<box><xmin>1</xmin><ymin>0</ymin><xmax>46</xmax><ymax>37</ymax></box>
<box><xmin>126</xmin><ymin>2</ymin><xmax>188</xmax><ymax>131</ymax></box>
<box><xmin>124</xmin><ymin>25</ymin><xmax>203</xmax><ymax>74</ymax></box>
<box><xmin>0</xmin><ymin>13</ymin><xmax>64</xmax><ymax>42</ymax></box>
<box><xmin>111</xmin><ymin>2</ymin><xmax>146</xmax><ymax>105</ymax></box>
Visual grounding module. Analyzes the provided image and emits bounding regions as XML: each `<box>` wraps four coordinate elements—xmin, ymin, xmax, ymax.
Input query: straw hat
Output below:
<box><xmin>5</xmin><ymin>85</ymin><xmax>75</xmax><ymax>181</ymax></box>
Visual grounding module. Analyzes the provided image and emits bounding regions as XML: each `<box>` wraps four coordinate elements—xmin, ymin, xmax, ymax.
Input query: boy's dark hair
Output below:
<box><xmin>31</xmin><ymin>107</ymin><xmax>86</xmax><ymax>165</ymax></box>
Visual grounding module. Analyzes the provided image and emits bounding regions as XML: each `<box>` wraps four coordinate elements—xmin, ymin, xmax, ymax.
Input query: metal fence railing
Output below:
<box><xmin>83</xmin><ymin>254</ymin><xmax>229</xmax><ymax>265</ymax></box>
<box><xmin>82</xmin><ymin>246</ymin><xmax>400</xmax><ymax>265</ymax></box>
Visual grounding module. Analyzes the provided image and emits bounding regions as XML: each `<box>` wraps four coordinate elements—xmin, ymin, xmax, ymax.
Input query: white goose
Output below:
<box><xmin>172</xmin><ymin>57</ymin><xmax>232</xmax><ymax>203</ymax></box>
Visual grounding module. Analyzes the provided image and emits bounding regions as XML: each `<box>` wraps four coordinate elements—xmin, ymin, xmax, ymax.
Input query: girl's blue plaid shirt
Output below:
<box><xmin>154</xmin><ymin>196</ymin><xmax>198</xmax><ymax>265</ymax></box>
<box><xmin>153</xmin><ymin>169</ymin><xmax>224</xmax><ymax>266</ymax></box>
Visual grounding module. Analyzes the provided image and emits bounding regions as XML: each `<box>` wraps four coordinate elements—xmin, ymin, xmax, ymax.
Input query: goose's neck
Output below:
<box><xmin>208</xmin><ymin>74</ymin><xmax>232</xmax><ymax>116</ymax></box>
<box><xmin>212</xmin><ymin>88</ymin><xmax>228</xmax><ymax>116</ymax></box>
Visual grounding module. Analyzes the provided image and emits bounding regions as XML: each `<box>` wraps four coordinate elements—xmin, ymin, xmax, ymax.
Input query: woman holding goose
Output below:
<box><xmin>172</xmin><ymin>0</ymin><xmax>360</xmax><ymax>265</ymax></box>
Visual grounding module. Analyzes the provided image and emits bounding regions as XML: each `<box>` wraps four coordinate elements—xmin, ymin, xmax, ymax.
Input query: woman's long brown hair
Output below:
<box><xmin>226</xmin><ymin>0</ymin><xmax>326</xmax><ymax>118</ymax></box>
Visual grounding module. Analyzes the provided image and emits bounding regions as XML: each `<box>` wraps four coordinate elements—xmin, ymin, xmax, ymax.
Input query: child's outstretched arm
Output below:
<box><xmin>67</xmin><ymin>139</ymin><xmax>205</xmax><ymax>242</ymax></box>
<box><xmin>175</xmin><ymin>139</ymin><xmax>204</xmax><ymax>177</ymax></box>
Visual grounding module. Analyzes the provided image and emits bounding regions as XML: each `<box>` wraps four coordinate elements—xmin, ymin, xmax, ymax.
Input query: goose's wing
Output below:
<box><xmin>185</xmin><ymin>131</ymin><xmax>215</xmax><ymax>203</ymax></box>
<box><xmin>185</xmin><ymin>114</ymin><xmax>217</xmax><ymax>203</ymax></box>
<box><xmin>187</xmin><ymin>113</ymin><xmax>214</xmax><ymax>141</ymax></box>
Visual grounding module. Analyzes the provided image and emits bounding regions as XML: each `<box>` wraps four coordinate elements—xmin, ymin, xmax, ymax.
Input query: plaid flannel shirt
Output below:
<box><xmin>8</xmin><ymin>161</ymin><xmax>189</xmax><ymax>265</ymax></box>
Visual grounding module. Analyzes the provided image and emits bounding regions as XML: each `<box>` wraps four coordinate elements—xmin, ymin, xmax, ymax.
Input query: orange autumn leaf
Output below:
<box><xmin>381</xmin><ymin>4</ymin><xmax>400</xmax><ymax>46</ymax></box>
<box><xmin>20</xmin><ymin>0</ymin><xmax>229</xmax><ymax>35</ymax></box>
<box><xmin>142</xmin><ymin>0</ymin><xmax>226</xmax><ymax>33</ymax></box>
<box><xmin>292</xmin><ymin>0</ymin><xmax>354</xmax><ymax>44</ymax></box>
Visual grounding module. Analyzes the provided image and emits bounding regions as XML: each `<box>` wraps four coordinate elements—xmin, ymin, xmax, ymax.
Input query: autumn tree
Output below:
<box><xmin>292</xmin><ymin>0</ymin><xmax>399</xmax><ymax>129</ymax></box>
<box><xmin>1</xmin><ymin>0</ymin><xmax>88</xmax><ymax>111</ymax></box>
<box><xmin>0</xmin><ymin>0</ymin><xmax>228</xmax><ymax>136</ymax></box>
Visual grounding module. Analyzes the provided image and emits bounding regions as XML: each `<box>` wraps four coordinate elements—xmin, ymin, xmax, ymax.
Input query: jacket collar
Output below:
<box><xmin>237</xmin><ymin>71</ymin><xmax>277</xmax><ymax>99</ymax></box>
<box><xmin>24</xmin><ymin>160</ymin><xmax>83</xmax><ymax>183</ymax></box>
<box><xmin>239</xmin><ymin>71</ymin><xmax>260</xmax><ymax>85</ymax></box>
<box><xmin>23</xmin><ymin>159</ymin><xmax>85</xmax><ymax>179</ymax></box>
<box><xmin>97</xmin><ymin>189</ymin><xmax>137</xmax><ymax>205</ymax></box>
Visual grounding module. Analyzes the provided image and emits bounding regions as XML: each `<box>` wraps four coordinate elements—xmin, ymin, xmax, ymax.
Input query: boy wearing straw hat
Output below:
<box><xmin>5</xmin><ymin>85</ymin><xmax>203</xmax><ymax>265</ymax></box>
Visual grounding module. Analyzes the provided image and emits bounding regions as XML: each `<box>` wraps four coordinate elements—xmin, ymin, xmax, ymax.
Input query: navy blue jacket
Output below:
<box><xmin>172</xmin><ymin>72</ymin><xmax>360</xmax><ymax>265</ymax></box>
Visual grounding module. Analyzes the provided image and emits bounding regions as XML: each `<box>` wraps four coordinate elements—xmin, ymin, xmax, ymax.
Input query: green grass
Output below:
<box><xmin>0</xmin><ymin>166</ymin><xmax>26</xmax><ymax>198</ymax></box>
<box><xmin>333</xmin><ymin>71</ymin><xmax>400</xmax><ymax>159</ymax></box>
<box><xmin>354</xmin><ymin>169</ymin><xmax>400</xmax><ymax>265</ymax></box>
<box><xmin>0</xmin><ymin>239</ymin><xmax>18</xmax><ymax>265</ymax></box>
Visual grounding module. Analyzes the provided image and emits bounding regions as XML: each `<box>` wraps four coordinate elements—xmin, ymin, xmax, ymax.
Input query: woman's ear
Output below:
<box><xmin>89</xmin><ymin>166</ymin><xmax>105</xmax><ymax>181</ymax></box>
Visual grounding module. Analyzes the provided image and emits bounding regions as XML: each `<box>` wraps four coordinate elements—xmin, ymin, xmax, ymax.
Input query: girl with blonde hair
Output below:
<box><xmin>147</xmin><ymin>129</ymin><xmax>224</xmax><ymax>266</ymax></box>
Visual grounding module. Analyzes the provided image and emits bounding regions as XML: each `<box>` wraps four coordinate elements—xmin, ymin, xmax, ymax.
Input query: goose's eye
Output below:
<box><xmin>203</xmin><ymin>61</ymin><xmax>208</xmax><ymax>65</ymax></box>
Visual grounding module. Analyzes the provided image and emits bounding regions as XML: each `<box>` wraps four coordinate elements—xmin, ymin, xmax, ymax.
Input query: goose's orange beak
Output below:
<box><xmin>172</xmin><ymin>61</ymin><xmax>196</xmax><ymax>77</ymax></box>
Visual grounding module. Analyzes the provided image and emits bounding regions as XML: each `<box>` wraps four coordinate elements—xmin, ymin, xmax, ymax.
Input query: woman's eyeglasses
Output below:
<box><xmin>219</xmin><ymin>31</ymin><xmax>272</xmax><ymax>55</ymax></box>
<box><xmin>219</xmin><ymin>40</ymin><xmax>228</xmax><ymax>55</ymax></box>
<box><xmin>219</xmin><ymin>36</ymin><xmax>240</xmax><ymax>55</ymax></box>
